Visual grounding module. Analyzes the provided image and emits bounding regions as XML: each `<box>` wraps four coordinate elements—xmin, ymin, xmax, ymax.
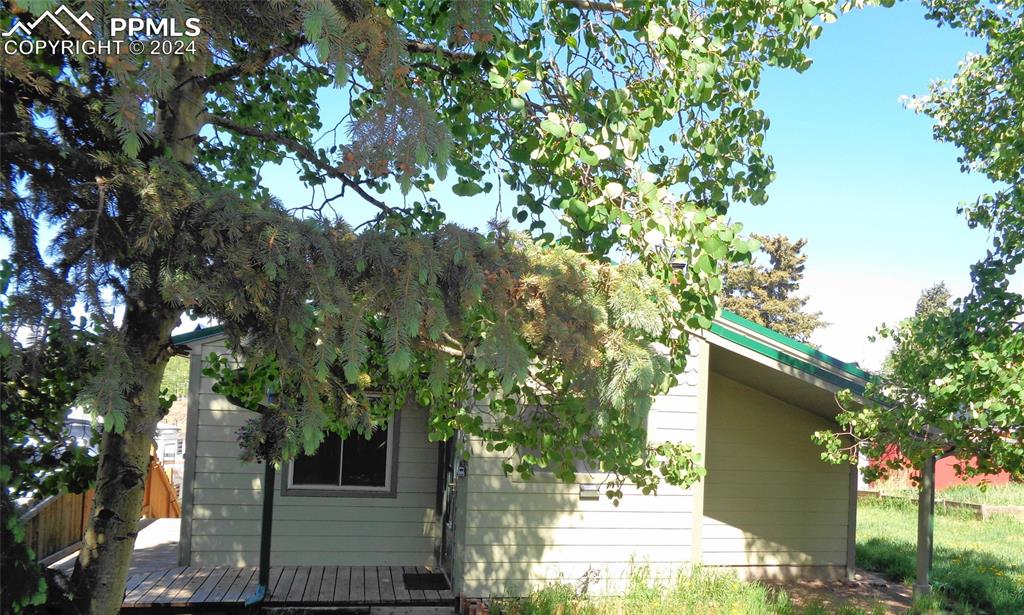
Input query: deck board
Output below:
<box><xmin>170</xmin><ymin>567</ymin><xmax>210</xmax><ymax>605</ymax></box>
<box><xmin>139</xmin><ymin>567</ymin><xmax>186</xmax><ymax>605</ymax></box>
<box><xmin>286</xmin><ymin>566</ymin><xmax>310</xmax><ymax>603</ymax></box>
<box><xmin>263</xmin><ymin>566</ymin><xmax>284</xmax><ymax>600</ymax></box>
<box><xmin>269</xmin><ymin>566</ymin><xmax>296</xmax><ymax>601</ymax></box>
<box><xmin>349</xmin><ymin>566</ymin><xmax>365</xmax><ymax>603</ymax></box>
<box><xmin>154</xmin><ymin>567</ymin><xmax>200</xmax><ymax>605</ymax></box>
<box><xmin>204</xmin><ymin>566</ymin><xmax>241</xmax><ymax>604</ymax></box>
<box><xmin>124</xmin><ymin>571</ymin><xmax>163</xmax><ymax>607</ymax></box>
<box><xmin>392</xmin><ymin>566</ymin><xmax>411</xmax><ymax>602</ymax></box>
<box><xmin>120</xmin><ymin>565</ymin><xmax>453</xmax><ymax>609</ymax></box>
<box><xmin>333</xmin><ymin>566</ymin><xmax>352</xmax><ymax>603</ymax></box>
<box><xmin>125</xmin><ymin>572</ymin><xmax>149</xmax><ymax>594</ymax></box>
<box><xmin>318</xmin><ymin>566</ymin><xmax>338</xmax><ymax>602</ymax></box>
<box><xmin>364</xmin><ymin>565</ymin><xmax>380</xmax><ymax>603</ymax></box>
<box><xmin>239</xmin><ymin>567</ymin><xmax>262</xmax><ymax>604</ymax></box>
<box><xmin>221</xmin><ymin>567</ymin><xmax>256</xmax><ymax>604</ymax></box>
<box><xmin>188</xmin><ymin>567</ymin><xmax>227</xmax><ymax>604</ymax></box>
<box><xmin>302</xmin><ymin>566</ymin><xmax>324</xmax><ymax>603</ymax></box>
<box><xmin>378</xmin><ymin>566</ymin><xmax>396</xmax><ymax>602</ymax></box>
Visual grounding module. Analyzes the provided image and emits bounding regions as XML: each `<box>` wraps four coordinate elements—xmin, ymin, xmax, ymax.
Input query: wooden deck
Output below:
<box><xmin>121</xmin><ymin>565</ymin><xmax>455</xmax><ymax>610</ymax></box>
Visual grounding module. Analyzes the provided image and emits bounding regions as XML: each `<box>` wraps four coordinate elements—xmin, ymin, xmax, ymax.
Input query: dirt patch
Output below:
<box><xmin>767</xmin><ymin>569</ymin><xmax>914</xmax><ymax>614</ymax></box>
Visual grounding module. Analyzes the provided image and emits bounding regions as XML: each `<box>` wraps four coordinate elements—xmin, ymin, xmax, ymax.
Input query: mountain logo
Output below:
<box><xmin>3</xmin><ymin>5</ymin><xmax>94</xmax><ymax>37</ymax></box>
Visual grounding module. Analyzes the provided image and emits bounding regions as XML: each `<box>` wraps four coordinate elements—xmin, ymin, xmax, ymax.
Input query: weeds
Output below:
<box><xmin>488</xmin><ymin>567</ymin><xmax>890</xmax><ymax>615</ymax></box>
<box><xmin>858</xmin><ymin>496</ymin><xmax>1024</xmax><ymax>614</ymax></box>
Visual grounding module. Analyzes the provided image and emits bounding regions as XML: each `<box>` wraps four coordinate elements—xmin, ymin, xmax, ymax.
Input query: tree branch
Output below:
<box><xmin>405</xmin><ymin>39</ymin><xmax>475</xmax><ymax>62</ymax></box>
<box><xmin>206</xmin><ymin>115</ymin><xmax>394</xmax><ymax>215</ymax></box>
<box><xmin>198</xmin><ymin>38</ymin><xmax>306</xmax><ymax>89</ymax></box>
<box><xmin>553</xmin><ymin>0</ymin><xmax>627</xmax><ymax>13</ymax></box>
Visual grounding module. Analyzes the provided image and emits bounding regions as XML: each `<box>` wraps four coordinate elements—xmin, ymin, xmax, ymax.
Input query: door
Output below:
<box><xmin>437</xmin><ymin>436</ymin><xmax>460</xmax><ymax>579</ymax></box>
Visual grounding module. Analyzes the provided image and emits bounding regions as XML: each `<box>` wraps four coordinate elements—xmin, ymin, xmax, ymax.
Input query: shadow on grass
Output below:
<box><xmin>857</xmin><ymin>536</ymin><xmax>1024</xmax><ymax>614</ymax></box>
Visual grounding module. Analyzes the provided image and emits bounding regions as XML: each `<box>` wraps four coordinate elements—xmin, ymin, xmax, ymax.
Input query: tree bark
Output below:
<box><xmin>914</xmin><ymin>455</ymin><xmax>936</xmax><ymax>598</ymax></box>
<box><xmin>69</xmin><ymin>303</ymin><xmax>183</xmax><ymax>615</ymax></box>
<box><xmin>68</xmin><ymin>54</ymin><xmax>205</xmax><ymax>615</ymax></box>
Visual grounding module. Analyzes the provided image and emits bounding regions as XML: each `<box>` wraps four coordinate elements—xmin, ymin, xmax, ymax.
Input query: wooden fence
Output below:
<box><xmin>142</xmin><ymin>454</ymin><xmax>181</xmax><ymax>519</ymax></box>
<box><xmin>21</xmin><ymin>490</ymin><xmax>94</xmax><ymax>563</ymax></box>
<box><xmin>21</xmin><ymin>455</ymin><xmax>180</xmax><ymax>561</ymax></box>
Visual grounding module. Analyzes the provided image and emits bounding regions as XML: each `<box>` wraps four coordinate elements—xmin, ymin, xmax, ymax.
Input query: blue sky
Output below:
<box><xmin>731</xmin><ymin>3</ymin><xmax>1000</xmax><ymax>367</ymax></box>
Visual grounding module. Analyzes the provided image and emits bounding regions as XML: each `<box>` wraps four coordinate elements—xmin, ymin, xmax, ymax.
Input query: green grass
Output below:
<box><xmin>875</xmin><ymin>482</ymin><xmax>1024</xmax><ymax>507</ymax></box>
<box><xmin>938</xmin><ymin>484</ymin><xmax>1024</xmax><ymax>507</ymax></box>
<box><xmin>858</xmin><ymin>496</ymin><xmax>1024</xmax><ymax>614</ymax></box>
<box><xmin>487</xmin><ymin>567</ymin><xmax>889</xmax><ymax>615</ymax></box>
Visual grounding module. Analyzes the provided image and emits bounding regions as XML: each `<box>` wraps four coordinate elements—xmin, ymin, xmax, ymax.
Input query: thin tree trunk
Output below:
<box><xmin>914</xmin><ymin>455</ymin><xmax>937</xmax><ymax>598</ymax></box>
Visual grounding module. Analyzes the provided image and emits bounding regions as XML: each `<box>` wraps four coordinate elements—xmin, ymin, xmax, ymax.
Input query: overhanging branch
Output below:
<box><xmin>207</xmin><ymin>115</ymin><xmax>394</xmax><ymax>215</ymax></box>
<box><xmin>553</xmin><ymin>0</ymin><xmax>627</xmax><ymax>13</ymax></box>
<box><xmin>199</xmin><ymin>38</ymin><xmax>306</xmax><ymax>89</ymax></box>
<box><xmin>405</xmin><ymin>39</ymin><xmax>475</xmax><ymax>62</ymax></box>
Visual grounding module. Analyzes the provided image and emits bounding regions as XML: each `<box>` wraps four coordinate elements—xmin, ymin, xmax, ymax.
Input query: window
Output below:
<box><xmin>283</xmin><ymin>418</ymin><xmax>398</xmax><ymax>497</ymax></box>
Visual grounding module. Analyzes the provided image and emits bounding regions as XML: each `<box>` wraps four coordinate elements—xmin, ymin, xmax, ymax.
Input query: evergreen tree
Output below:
<box><xmin>1</xmin><ymin>262</ymin><xmax>97</xmax><ymax>615</ymax></box>
<box><xmin>1</xmin><ymin>1</ymin><xmax>833</xmax><ymax>613</ymax></box>
<box><xmin>914</xmin><ymin>282</ymin><xmax>951</xmax><ymax>318</ymax></box>
<box><xmin>720</xmin><ymin>233</ymin><xmax>826</xmax><ymax>342</ymax></box>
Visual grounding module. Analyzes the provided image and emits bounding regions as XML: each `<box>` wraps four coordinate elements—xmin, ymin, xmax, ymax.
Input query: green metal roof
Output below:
<box><xmin>171</xmin><ymin>324</ymin><xmax>224</xmax><ymax>345</ymax></box>
<box><xmin>711</xmin><ymin>310</ymin><xmax>871</xmax><ymax>393</ymax></box>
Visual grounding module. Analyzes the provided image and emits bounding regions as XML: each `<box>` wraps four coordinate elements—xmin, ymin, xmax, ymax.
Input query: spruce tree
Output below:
<box><xmin>720</xmin><ymin>233</ymin><xmax>826</xmax><ymax>342</ymax></box>
<box><xmin>1</xmin><ymin>1</ymin><xmax>833</xmax><ymax>613</ymax></box>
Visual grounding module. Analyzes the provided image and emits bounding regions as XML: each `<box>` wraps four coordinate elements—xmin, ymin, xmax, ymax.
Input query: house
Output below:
<box><xmin>865</xmin><ymin>445</ymin><xmax>1012</xmax><ymax>492</ymax></box>
<box><xmin>173</xmin><ymin>311</ymin><xmax>868</xmax><ymax>597</ymax></box>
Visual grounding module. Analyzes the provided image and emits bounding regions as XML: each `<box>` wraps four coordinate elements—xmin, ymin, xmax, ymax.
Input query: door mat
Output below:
<box><xmin>402</xmin><ymin>572</ymin><xmax>450</xmax><ymax>591</ymax></box>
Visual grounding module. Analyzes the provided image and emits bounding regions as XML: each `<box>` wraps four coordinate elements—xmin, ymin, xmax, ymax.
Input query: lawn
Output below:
<box><xmin>876</xmin><ymin>482</ymin><xmax>1024</xmax><ymax>507</ymax></box>
<box><xmin>936</xmin><ymin>483</ymin><xmax>1024</xmax><ymax>507</ymax></box>
<box><xmin>857</xmin><ymin>495</ymin><xmax>1024</xmax><ymax>614</ymax></box>
<box><xmin>487</xmin><ymin>568</ymin><xmax>889</xmax><ymax>615</ymax></box>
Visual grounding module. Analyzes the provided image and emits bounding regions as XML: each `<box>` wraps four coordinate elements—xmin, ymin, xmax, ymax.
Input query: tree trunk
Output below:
<box><xmin>914</xmin><ymin>454</ymin><xmax>937</xmax><ymax>598</ymax></box>
<box><xmin>69</xmin><ymin>54</ymin><xmax>205</xmax><ymax>615</ymax></box>
<box><xmin>68</xmin><ymin>302</ymin><xmax>183</xmax><ymax>615</ymax></box>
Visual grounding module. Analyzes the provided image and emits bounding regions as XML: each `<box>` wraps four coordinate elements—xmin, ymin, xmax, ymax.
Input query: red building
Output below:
<box><xmin>871</xmin><ymin>444</ymin><xmax>1011</xmax><ymax>490</ymax></box>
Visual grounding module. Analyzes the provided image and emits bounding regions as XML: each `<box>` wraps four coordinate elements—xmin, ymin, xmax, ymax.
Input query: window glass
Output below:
<box><xmin>292</xmin><ymin>432</ymin><xmax>343</xmax><ymax>485</ymax></box>
<box><xmin>341</xmin><ymin>428</ymin><xmax>389</xmax><ymax>487</ymax></box>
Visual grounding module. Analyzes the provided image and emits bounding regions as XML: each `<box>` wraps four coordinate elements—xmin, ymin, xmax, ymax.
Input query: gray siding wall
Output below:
<box><xmin>701</xmin><ymin>373</ymin><xmax>850</xmax><ymax>579</ymax></box>
<box><xmin>181</xmin><ymin>337</ymin><xmax>440</xmax><ymax>567</ymax></box>
<box><xmin>454</xmin><ymin>339</ymin><xmax>707</xmax><ymax>596</ymax></box>
<box><xmin>178</xmin><ymin>332</ymin><xmax>850</xmax><ymax>590</ymax></box>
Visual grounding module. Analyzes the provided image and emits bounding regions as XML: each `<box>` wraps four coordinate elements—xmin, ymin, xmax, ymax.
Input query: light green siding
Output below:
<box><xmin>454</xmin><ymin>339</ymin><xmax>707</xmax><ymax>596</ymax></box>
<box><xmin>181</xmin><ymin>338</ymin><xmax>440</xmax><ymax>567</ymax></box>
<box><xmin>701</xmin><ymin>373</ymin><xmax>850</xmax><ymax>579</ymax></box>
<box><xmin>178</xmin><ymin>331</ymin><xmax>854</xmax><ymax>589</ymax></box>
